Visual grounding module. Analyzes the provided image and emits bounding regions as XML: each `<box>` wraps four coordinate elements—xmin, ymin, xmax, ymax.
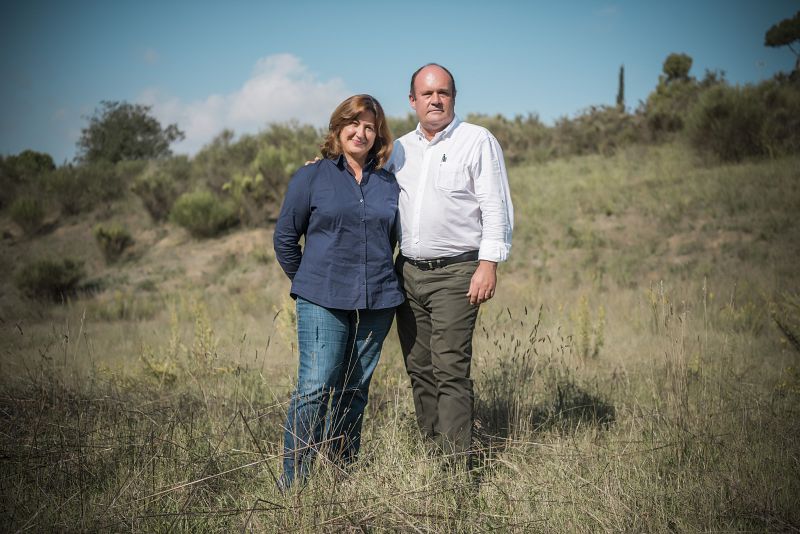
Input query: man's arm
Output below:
<box><xmin>466</xmin><ymin>134</ymin><xmax>514</xmax><ymax>304</ymax></box>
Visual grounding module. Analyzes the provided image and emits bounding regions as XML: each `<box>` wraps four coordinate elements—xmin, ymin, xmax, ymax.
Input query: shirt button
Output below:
<box><xmin>359</xmin><ymin>199</ymin><xmax>363</xmax><ymax>203</ymax></box>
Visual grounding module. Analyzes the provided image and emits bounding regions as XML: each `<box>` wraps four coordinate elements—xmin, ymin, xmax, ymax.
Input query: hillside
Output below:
<box><xmin>1</xmin><ymin>143</ymin><xmax>799</xmax><ymax>531</ymax></box>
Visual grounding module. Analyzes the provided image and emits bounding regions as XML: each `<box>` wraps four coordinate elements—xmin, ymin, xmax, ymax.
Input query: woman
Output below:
<box><xmin>273</xmin><ymin>94</ymin><xmax>403</xmax><ymax>487</ymax></box>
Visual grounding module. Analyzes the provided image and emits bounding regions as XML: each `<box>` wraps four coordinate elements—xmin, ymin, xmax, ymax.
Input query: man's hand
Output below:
<box><xmin>466</xmin><ymin>260</ymin><xmax>497</xmax><ymax>305</ymax></box>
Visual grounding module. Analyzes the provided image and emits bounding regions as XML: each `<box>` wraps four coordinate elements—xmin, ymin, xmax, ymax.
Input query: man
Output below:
<box><xmin>387</xmin><ymin>64</ymin><xmax>513</xmax><ymax>462</ymax></box>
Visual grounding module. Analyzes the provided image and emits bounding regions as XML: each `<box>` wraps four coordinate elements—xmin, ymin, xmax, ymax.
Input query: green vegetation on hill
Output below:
<box><xmin>1</xmin><ymin>141</ymin><xmax>799</xmax><ymax>531</ymax></box>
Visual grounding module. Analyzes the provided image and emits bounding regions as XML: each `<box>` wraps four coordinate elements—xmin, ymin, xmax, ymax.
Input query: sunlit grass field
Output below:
<box><xmin>1</xmin><ymin>143</ymin><xmax>799</xmax><ymax>531</ymax></box>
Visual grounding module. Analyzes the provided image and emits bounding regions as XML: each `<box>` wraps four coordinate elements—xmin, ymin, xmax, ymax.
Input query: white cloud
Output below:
<box><xmin>139</xmin><ymin>53</ymin><xmax>350</xmax><ymax>155</ymax></box>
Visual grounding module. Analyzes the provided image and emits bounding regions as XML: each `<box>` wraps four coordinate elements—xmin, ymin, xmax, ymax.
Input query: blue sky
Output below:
<box><xmin>1</xmin><ymin>0</ymin><xmax>797</xmax><ymax>163</ymax></box>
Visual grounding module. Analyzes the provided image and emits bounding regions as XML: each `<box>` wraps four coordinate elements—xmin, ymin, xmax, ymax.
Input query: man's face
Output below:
<box><xmin>409</xmin><ymin>65</ymin><xmax>455</xmax><ymax>139</ymax></box>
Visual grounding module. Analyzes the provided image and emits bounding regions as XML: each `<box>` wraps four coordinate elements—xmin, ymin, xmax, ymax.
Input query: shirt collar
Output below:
<box><xmin>334</xmin><ymin>154</ymin><xmax>376</xmax><ymax>173</ymax></box>
<box><xmin>415</xmin><ymin>115</ymin><xmax>461</xmax><ymax>145</ymax></box>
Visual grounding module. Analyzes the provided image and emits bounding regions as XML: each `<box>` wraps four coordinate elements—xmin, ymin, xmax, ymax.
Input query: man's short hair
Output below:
<box><xmin>409</xmin><ymin>63</ymin><xmax>457</xmax><ymax>99</ymax></box>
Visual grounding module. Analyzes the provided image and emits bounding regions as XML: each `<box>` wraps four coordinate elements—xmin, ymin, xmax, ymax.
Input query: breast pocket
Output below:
<box><xmin>435</xmin><ymin>162</ymin><xmax>469</xmax><ymax>192</ymax></box>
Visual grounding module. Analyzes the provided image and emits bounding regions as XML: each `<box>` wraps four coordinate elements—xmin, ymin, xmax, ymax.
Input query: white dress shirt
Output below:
<box><xmin>387</xmin><ymin>116</ymin><xmax>514</xmax><ymax>262</ymax></box>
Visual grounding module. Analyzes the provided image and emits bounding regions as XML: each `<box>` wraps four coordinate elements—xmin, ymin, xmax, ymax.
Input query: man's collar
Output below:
<box><xmin>415</xmin><ymin>115</ymin><xmax>461</xmax><ymax>144</ymax></box>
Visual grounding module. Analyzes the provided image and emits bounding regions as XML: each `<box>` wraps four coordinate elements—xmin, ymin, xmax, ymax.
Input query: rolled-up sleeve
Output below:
<box><xmin>273</xmin><ymin>170</ymin><xmax>311</xmax><ymax>280</ymax></box>
<box><xmin>474</xmin><ymin>135</ymin><xmax>514</xmax><ymax>262</ymax></box>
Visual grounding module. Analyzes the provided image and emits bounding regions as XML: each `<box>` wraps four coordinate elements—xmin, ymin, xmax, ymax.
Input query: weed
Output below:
<box><xmin>573</xmin><ymin>295</ymin><xmax>605</xmax><ymax>359</ymax></box>
<box><xmin>87</xmin><ymin>289</ymin><xmax>159</xmax><ymax>321</ymax></box>
<box><xmin>93</xmin><ymin>222</ymin><xmax>134</xmax><ymax>263</ymax></box>
<box><xmin>9</xmin><ymin>196</ymin><xmax>45</xmax><ymax>235</ymax></box>
<box><xmin>15</xmin><ymin>258</ymin><xmax>85</xmax><ymax>301</ymax></box>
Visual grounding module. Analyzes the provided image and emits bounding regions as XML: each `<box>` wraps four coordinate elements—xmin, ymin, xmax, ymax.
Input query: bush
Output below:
<box><xmin>9</xmin><ymin>196</ymin><xmax>45</xmax><ymax>235</ymax></box>
<box><xmin>132</xmin><ymin>172</ymin><xmax>178</xmax><ymax>222</ymax></box>
<box><xmin>170</xmin><ymin>190</ymin><xmax>237</xmax><ymax>238</ymax></box>
<box><xmin>47</xmin><ymin>161</ymin><xmax>129</xmax><ymax>215</ymax></box>
<box><xmin>132</xmin><ymin>156</ymin><xmax>191</xmax><ymax>221</ymax></box>
<box><xmin>640</xmin><ymin>79</ymin><xmax>702</xmax><ymax>140</ymax></box>
<box><xmin>93</xmin><ymin>223</ymin><xmax>134</xmax><ymax>263</ymax></box>
<box><xmin>686</xmin><ymin>79</ymin><xmax>800</xmax><ymax>161</ymax></box>
<box><xmin>467</xmin><ymin>113</ymin><xmax>552</xmax><ymax>164</ymax></box>
<box><xmin>686</xmin><ymin>85</ymin><xmax>766</xmax><ymax>161</ymax></box>
<box><xmin>0</xmin><ymin>150</ymin><xmax>55</xmax><ymax>209</ymax></box>
<box><xmin>15</xmin><ymin>258</ymin><xmax>85</xmax><ymax>301</ymax></box>
<box><xmin>551</xmin><ymin>105</ymin><xmax>640</xmax><ymax>157</ymax></box>
<box><xmin>387</xmin><ymin>113</ymin><xmax>418</xmax><ymax>140</ymax></box>
<box><xmin>218</xmin><ymin>123</ymin><xmax>322</xmax><ymax>225</ymax></box>
<box><xmin>192</xmin><ymin>129</ymin><xmax>259</xmax><ymax>193</ymax></box>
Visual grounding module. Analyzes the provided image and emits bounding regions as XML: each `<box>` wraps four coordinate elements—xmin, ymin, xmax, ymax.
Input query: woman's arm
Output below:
<box><xmin>273</xmin><ymin>169</ymin><xmax>312</xmax><ymax>280</ymax></box>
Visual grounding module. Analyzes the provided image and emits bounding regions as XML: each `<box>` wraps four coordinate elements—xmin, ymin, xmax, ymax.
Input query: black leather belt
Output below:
<box><xmin>402</xmin><ymin>251</ymin><xmax>479</xmax><ymax>271</ymax></box>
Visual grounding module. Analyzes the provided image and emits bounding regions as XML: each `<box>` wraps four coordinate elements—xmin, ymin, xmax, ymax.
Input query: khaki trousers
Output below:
<box><xmin>395</xmin><ymin>258</ymin><xmax>480</xmax><ymax>455</ymax></box>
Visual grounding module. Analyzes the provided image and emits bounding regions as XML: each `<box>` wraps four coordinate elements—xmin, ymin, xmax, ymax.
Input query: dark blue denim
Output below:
<box><xmin>281</xmin><ymin>297</ymin><xmax>395</xmax><ymax>487</ymax></box>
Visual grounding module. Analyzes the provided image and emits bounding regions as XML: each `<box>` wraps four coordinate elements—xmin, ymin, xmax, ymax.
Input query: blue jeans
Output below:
<box><xmin>281</xmin><ymin>297</ymin><xmax>395</xmax><ymax>487</ymax></box>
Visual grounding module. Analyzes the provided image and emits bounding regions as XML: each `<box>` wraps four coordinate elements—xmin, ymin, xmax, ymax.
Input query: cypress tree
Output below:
<box><xmin>616</xmin><ymin>64</ymin><xmax>625</xmax><ymax>110</ymax></box>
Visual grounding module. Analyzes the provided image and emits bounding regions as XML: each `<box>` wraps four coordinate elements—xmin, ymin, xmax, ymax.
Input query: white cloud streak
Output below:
<box><xmin>139</xmin><ymin>53</ymin><xmax>350</xmax><ymax>155</ymax></box>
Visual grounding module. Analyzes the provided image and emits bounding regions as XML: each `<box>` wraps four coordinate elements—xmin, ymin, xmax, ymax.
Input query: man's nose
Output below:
<box><xmin>430</xmin><ymin>92</ymin><xmax>441</xmax><ymax>105</ymax></box>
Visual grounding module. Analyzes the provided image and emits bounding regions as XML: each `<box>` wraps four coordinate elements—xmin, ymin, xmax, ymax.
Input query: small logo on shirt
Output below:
<box><xmin>441</xmin><ymin>154</ymin><xmax>447</xmax><ymax>162</ymax></box>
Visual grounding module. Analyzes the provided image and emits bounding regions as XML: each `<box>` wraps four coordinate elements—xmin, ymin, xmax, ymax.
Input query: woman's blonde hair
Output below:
<box><xmin>321</xmin><ymin>94</ymin><xmax>393</xmax><ymax>169</ymax></box>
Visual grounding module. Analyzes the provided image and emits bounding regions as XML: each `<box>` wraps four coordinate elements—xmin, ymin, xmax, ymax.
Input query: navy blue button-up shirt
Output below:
<box><xmin>273</xmin><ymin>156</ymin><xmax>404</xmax><ymax>310</ymax></box>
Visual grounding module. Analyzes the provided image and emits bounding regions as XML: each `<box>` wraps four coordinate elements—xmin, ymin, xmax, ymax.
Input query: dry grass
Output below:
<box><xmin>1</xmin><ymin>143</ymin><xmax>799</xmax><ymax>532</ymax></box>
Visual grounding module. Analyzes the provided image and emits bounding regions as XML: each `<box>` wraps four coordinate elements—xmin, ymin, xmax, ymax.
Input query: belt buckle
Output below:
<box><xmin>425</xmin><ymin>259</ymin><xmax>436</xmax><ymax>270</ymax></box>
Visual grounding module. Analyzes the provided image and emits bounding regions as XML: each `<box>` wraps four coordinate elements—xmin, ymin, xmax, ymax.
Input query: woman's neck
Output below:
<box><xmin>344</xmin><ymin>154</ymin><xmax>367</xmax><ymax>182</ymax></box>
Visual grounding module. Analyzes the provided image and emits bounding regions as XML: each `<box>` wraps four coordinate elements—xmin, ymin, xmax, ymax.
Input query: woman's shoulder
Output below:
<box><xmin>373</xmin><ymin>166</ymin><xmax>397</xmax><ymax>184</ymax></box>
<box><xmin>292</xmin><ymin>158</ymin><xmax>332</xmax><ymax>182</ymax></box>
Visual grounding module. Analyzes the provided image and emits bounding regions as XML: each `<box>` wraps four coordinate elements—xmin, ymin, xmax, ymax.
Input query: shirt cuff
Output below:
<box><xmin>478</xmin><ymin>240</ymin><xmax>511</xmax><ymax>263</ymax></box>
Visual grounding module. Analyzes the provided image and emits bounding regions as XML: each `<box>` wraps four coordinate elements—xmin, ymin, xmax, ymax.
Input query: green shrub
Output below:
<box><xmin>132</xmin><ymin>156</ymin><xmax>190</xmax><ymax>221</ymax></box>
<box><xmin>170</xmin><ymin>190</ymin><xmax>237</xmax><ymax>238</ymax></box>
<box><xmin>467</xmin><ymin>113</ymin><xmax>552</xmax><ymax>164</ymax></box>
<box><xmin>686</xmin><ymin>78</ymin><xmax>800</xmax><ymax>162</ymax></box>
<box><xmin>132</xmin><ymin>171</ymin><xmax>177</xmax><ymax>221</ymax></box>
<box><xmin>214</xmin><ymin>123</ymin><xmax>322</xmax><ymax>225</ymax></box>
<box><xmin>0</xmin><ymin>150</ymin><xmax>55</xmax><ymax>209</ymax></box>
<box><xmin>191</xmin><ymin>129</ymin><xmax>259</xmax><ymax>193</ymax></box>
<box><xmin>640</xmin><ymin>79</ymin><xmax>702</xmax><ymax>140</ymax></box>
<box><xmin>387</xmin><ymin>113</ymin><xmax>418</xmax><ymax>140</ymax></box>
<box><xmin>9</xmin><ymin>196</ymin><xmax>45</xmax><ymax>235</ymax></box>
<box><xmin>686</xmin><ymin>84</ymin><xmax>767</xmax><ymax>162</ymax></box>
<box><xmin>47</xmin><ymin>161</ymin><xmax>127</xmax><ymax>215</ymax></box>
<box><xmin>15</xmin><ymin>258</ymin><xmax>85</xmax><ymax>301</ymax></box>
<box><xmin>551</xmin><ymin>105</ymin><xmax>640</xmax><ymax>157</ymax></box>
<box><xmin>93</xmin><ymin>223</ymin><xmax>134</xmax><ymax>263</ymax></box>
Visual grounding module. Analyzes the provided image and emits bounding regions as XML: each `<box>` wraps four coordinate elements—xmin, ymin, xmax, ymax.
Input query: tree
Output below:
<box><xmin>76</xmin><ymin>101</ymin><xmax>185</xmax><ymax>164</ymax></box>
<box><xmin>2</xmin><ymin>149</ymin><xmax>55</xmax><ymax>179</ymax></box>
<box><xmin>616</xmin><ymin>64</ymin><xmax>625</xmax><ymax>110</ymax></box>
<box><xmin>663</xmin><ymin>53</ymin><xmax>693</xmax><ymax>83</ymax></box>
<box><xmin>0</xmin><ymin>150</ymin><xmax>56</xmax><ymax>208</ymax></box>
<box><xmin>765</xmin><ymin>11</ymin><xmax>800</xmax><ymax>72</ymax></box>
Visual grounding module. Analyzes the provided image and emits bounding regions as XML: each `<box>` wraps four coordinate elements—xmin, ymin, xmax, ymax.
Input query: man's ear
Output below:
<box><xmin>409</xmin><ymin>93</ymin><xmax>416</xmax><ymax>110</ymax></box>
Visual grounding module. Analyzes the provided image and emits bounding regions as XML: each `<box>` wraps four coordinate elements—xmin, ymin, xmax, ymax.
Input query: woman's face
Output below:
<box><xmin>338</xmin><ymin>110</ymin><xmax>377</xmax><ymax>164</ymax></box>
